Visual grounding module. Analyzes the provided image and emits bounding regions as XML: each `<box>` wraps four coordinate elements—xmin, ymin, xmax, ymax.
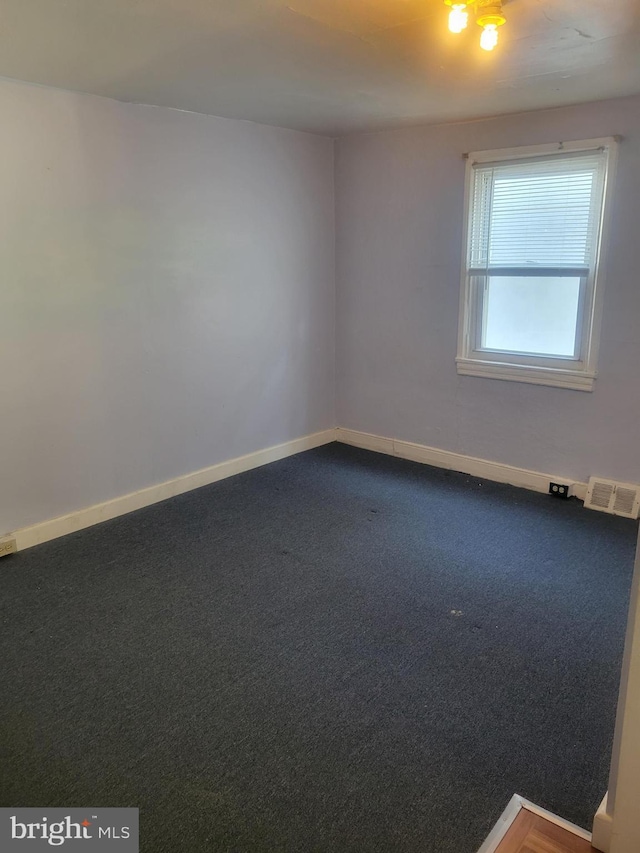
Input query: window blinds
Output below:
<box><xmin>468</xmin><ymin>150</ymin><xmax>607</xmax><ymax>271</ymax></box>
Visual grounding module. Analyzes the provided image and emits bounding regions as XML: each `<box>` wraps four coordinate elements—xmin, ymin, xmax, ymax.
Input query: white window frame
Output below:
<box><xmin>456</xmin><ymin>137</ymin><xmax>618</xmax><ymax>391</ymax></box>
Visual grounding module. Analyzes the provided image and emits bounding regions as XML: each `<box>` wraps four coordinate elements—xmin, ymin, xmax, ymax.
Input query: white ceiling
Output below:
<box><xmin>1</xmin><ymin>0</ymin><xmax>639</xmax><ymax>135</ymax></box>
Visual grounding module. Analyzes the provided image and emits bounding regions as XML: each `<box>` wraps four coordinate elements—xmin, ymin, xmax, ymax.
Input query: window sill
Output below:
<box><xmin>455</xmin><ymin>357</ymin><xmax>595</xmax><ymax>391</ymax></box>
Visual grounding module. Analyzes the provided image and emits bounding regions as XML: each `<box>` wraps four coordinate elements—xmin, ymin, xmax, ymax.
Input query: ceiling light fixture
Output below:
<box><xmin>445</xmin><ymin>0</ymin><xmax>506</xmax><ymax>51</ymax></box>
<box><xmin>476</xmin><ymin>2</ymin><xmax>506</xmax><ymax>50</ymax></box>
<box><xmin>445</xmin><ymin>1</ymin><xmax>469</xmax><ymax>34</ymax></box>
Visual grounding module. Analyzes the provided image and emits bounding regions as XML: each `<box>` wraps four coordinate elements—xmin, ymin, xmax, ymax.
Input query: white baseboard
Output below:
<box><xmin>336</xmin><ymin>428</ymin><xmax>588</xmax><ymax>501</ymax></box>
<box><xmin>8</xmin><ymin>425</ymin><xmax>597</xmax><ymax>553</ymax></box>
<box><xmin>12</xmin><ymin>429</ymin><xmax>337</xmax><ymax>551</ymax></box>
<box><xmin>477</xmin><ymin>794</ymin><xmax>592</xmax><ymax>853</ymax></box>
<box><xmin>592</xmin><ymin>793</ymin><xmax>612</xmax><ymax>853</ymax></box>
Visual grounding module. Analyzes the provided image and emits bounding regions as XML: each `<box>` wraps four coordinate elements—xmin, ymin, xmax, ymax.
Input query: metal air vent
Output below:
<box><xmin>584</xmin><ymin>478</ymin><xmax>640</xmax><ymax>519</ymax></box>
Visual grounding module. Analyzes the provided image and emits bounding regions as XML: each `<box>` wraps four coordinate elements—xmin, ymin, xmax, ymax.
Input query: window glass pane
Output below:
<box><xmin>481</xmin><ymin>275</ymin><xmax>581</xmax><ymax>357</ymax></box>
<box><xmin>468</xmin><ymin>151</ymin><xmax>606</xmax><ymax>270</ymax></box>
<box><xmin>489</xmin><ymin>170</ymin><xmax>595</xmax><ymax>267</ymax></box>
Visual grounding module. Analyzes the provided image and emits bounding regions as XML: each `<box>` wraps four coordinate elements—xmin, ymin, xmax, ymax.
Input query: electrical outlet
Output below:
<box><xmin>549</xmin><ymin>482</ymin><xmax>570</xmax><ymax>499</ymax></box>
<box><xmin>0</xmin><ymin>536</ymin><xmax>17</xmax><ymax>558</ymax></box>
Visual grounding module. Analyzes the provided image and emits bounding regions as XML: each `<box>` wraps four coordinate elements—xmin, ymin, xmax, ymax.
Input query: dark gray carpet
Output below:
<box><xmin>1</xmin><ymin>442</ymin><xmax>637</xmax><ymax>852</ymax></box>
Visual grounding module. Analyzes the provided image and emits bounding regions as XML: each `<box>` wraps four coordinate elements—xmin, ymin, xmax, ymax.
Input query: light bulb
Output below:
<box><xmin>448</xmin><ymin>5</ymin><xmax>468</xmax><ymax>33</ymax></box>
<box><xmin>480</xmin><ymin>23</ymin><xmax>499</xmax><ymax>50</ymax></box>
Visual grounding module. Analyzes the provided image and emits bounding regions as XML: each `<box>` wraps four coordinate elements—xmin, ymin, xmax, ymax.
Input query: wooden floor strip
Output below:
<box><xmin>493</xmin><ymin>807</ymin><xmax>598</xmax><ymax>853</ymax></box>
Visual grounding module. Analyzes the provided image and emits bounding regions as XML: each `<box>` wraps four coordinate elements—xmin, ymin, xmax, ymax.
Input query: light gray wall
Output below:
<box><xmin>1</xmin><ymin>79</ymin><xmax>335</xmax><ymax>533</ymax></box>
<box><xmin>336</xmin><ymin>95</ymin><xmax>640</xmax><ymax>485</ymax></box>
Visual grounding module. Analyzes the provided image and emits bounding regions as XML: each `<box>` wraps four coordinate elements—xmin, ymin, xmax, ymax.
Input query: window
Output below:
<box><xmin>456</xmin><ymin>138</ymin><xmax>617</xmax><ymax>391</ymax></box>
